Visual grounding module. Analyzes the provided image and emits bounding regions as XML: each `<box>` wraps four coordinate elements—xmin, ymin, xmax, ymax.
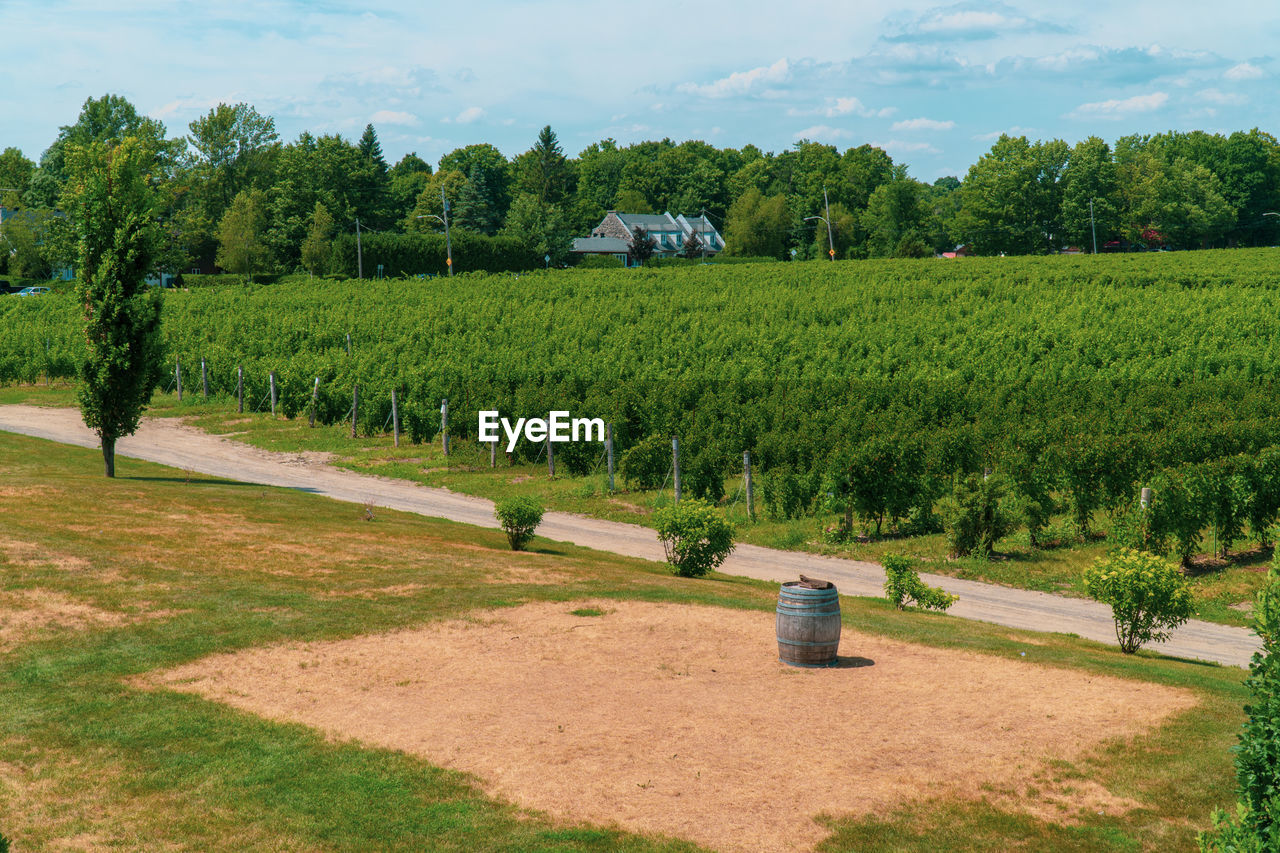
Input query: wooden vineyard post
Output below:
<box><xmin>309</xmin><ymin>377</ymin><xmax>319</xmax><ymax>427</ymax></box>
<box><xmin>547</xmin><ymin>434</ymin><xmax>555</xmax><ymax>477</ymax></box>
<box><xmin>269</xmin><ymin>371</ymin><xmax>277</xmax><ymax>416</ymax></box>
<box><xmin>351</xmin><ymin>384</ymin><xmax>359</xmax><ymax>438</ymax></box>
<box><xmin>201</xmin><ymin>358</ymin><xmax>209</xmax><ymax>399</ymax></box>
<box><xmin>346</xmin><ymin>332</ymin><xmax>351</xmax><ymax>356</ymax></box>
<box><xmin>744</xmin><ymin>451</ymin><xmax>754</xmax><ymax>521</ymax></box>
<box><xmin>391</xmin><ymin>388</ymin><xmax>400</xmax><ymax>448</ymax></box>
<box><xmin>672</xmin><ymin>435</ymin><xmax>681</xmax><ymax>504</ymax></box>
<box><xmin>236</xmin><ymin>366</ymin><xmax>243</xmax><ymax>414</ymax></box>
<box><xmin>606</xmin><ymin>423</ymin><xmax>615</xmax><ymax>492</ymax></box>
<box><xmin>175</xmin><ymin>359</ymin><xmax>182</xmax><ymax>401</ymax></box>
<box><xmin>441</xmin><ymin>398</ymin><xmax>449</xmax><ymax>456</ymax></box>
<box><xmin>1140</xmin><ymin>487</ymin><xmax>1152</xmax><ymax>509</ymax></box>
<box><xmin>490</xmin><ymin>440</ymin><xmax>497</xmax><ymax>468</ymax></box>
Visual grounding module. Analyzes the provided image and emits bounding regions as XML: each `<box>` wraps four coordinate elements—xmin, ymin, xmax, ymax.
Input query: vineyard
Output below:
<box><xmin>7</xmin><ymin>249</ymin><xmax>1280</xmax><ymax>561</ymax></box>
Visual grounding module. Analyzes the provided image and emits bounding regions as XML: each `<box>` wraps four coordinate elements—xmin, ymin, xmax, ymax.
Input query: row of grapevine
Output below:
<box><xmin>6</xmin><ymin>250</ymin><xmax>1280</xmax><ymax>545</ymax></box>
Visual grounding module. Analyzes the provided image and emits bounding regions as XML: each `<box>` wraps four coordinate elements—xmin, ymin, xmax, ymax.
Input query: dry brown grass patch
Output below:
<box><xmin>0</xmin><ymin>536</ymin><xmax>93</xmax><ymax>573</ymax></box>
<box><xmin>0</xmin><ymin>589</ymin><xmax>132</xmax><ymax>652</ymax></box>
<box><xmin>150</xmin><ymin>600</ymin><xmax>1196</xmax><ymax>852</ymax></box>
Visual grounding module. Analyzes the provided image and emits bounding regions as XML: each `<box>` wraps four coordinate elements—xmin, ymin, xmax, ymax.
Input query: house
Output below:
<box><xmin>574</xmin><ymin>211</ymin><xmax>725</xmax><ymax>264</ymax></box>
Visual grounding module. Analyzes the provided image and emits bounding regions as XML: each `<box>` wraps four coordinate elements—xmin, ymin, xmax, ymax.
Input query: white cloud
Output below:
<box><xmin>918</xmin><ymin>10</ymin><xmax>1022</xmax><ymax>33</ymax></box>
<box><xmin>891</xmin><ymin>117</ymin><xmax>955</xmax><ymax>131</ymax></box>
<box><xmin>868</xmin><ymin>139</ymin><xmax>942</xmax><ymax>156</ymax></box>
<box><xmin>447</xmin><ymin>106</ymin><xmax>484</xmax><ymax>124</ymax></box>
<box><xmin>1225</xmin><ymin>62</ymin><xmax>1264</xmax><ymax>80</ymax></box>
<box><xmin>679</xmin><ymin>58</ymin><xmax>789</xmax><ymax>98</ymax></box>
<box><xmin>153</xmin><ymin>95</ymin><xmax>225</xmax><ymax>119</ymax></box>
<box><xmin>1197</xmin><ymin>88</ymin><xmax>1246</xmax><ymax>106</ymax></box>
<box><xmin>972</xmin><ymin>126</ymin><xmax>1036</xmax><ymax>141</ymax></box>
<box><xmin>826</xmin><ymin>96</ymin><xmax>867</xmax><ymax>117</ymax></box>
<box><xmin>794</xmin><ymin>124</ymin><xmax>854</xmax><ymax>142</ymax></box>
<box><xmin>1069</xmin><ymin>92</ymin><xmax>1169</xmax><ymax>118</ymax></box>
<box><xmin>1033</xmin><ymin>48</ymin><xmax>1101</xmax><ymax>71</ymax></box>
<box><xmin>370</xmin><ymin>110</ymin><xmax>418</xmax><ymax>126</ymax></box>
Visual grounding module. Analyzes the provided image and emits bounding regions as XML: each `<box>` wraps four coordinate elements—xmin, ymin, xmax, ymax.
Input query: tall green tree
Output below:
<box><xmin>513</xmin><ymin>125</ymin><xmax>574</xmax><ymax>206</ymax></box>
<box><xmin>0</xmin><ymin>147</ymin><xmax>34</xmax><ymax>197</ymax></box>
<box><xmin>63</xmin><ymin>137</ymin><xmax>165</xmax><ymax>478</ymax></box>
<box><xmin>502</xmin><ymin>193</ymin><xmax>572</xmax><ymax>263</ymax></box>
<box><xmin>438</xmin><ymin>144</ymin><xmax>511</xmax><ymax>224</ymax></box>
<box><xmin>186</xmin><ymin>102</ymin><xmax>279</xmax><ymax>220</ymax></box>
<box><xmin>300</xmin><ymin>201</ymin><xmax>336</xmax><ymax>277</ymax></box>
<box><xmin>723</xmin><ymin>188</ymin><xmax>790</xmax><ymax>258</ymax></box>
<box><xmin>864</xmin><ymin>168</ymin><xmax>932</xmax><ymax>258</ymax></box>
<box><xmin>957</xmin><ymin>135</ymin><xmax>1069</xmax><ymax>254</ymax></box>
<box><xmin>216</xmin><ymin>188</ymin><xmax>270</xmax><ymax>279</ymax></box>
<box><xmin>353</xmin><ymin>123</ymin><xmax>392</xmax><ymax>227</ymax></box>
<box><xmin>388</xmin><ymin>152</ymin><xmax>432</xmax><ymax>223</ymax></box>
<box><xmin>1060</xmin><ymin>136</ymin><xmax>1122</xmax><ymax>250</ymax></box>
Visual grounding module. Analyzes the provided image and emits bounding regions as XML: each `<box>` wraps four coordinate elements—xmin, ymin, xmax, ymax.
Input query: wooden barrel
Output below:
<box><xmin>776</xmin><ymin>582</ymin><xmax>841</xmax><ymax>667</ymax></box>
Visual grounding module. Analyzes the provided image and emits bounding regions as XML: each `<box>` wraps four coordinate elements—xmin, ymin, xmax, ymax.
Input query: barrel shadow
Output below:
<box><xmin>829</xmin><ymin>656</ymin><xmax>875</xmax><ymax>669</ymax></box>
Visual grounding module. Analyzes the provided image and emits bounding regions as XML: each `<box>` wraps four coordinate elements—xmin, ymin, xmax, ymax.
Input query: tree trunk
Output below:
<box><xmin>102</xmin><ymin>437</ymin><xmax>116</xmax><ymax>478</ymax></box>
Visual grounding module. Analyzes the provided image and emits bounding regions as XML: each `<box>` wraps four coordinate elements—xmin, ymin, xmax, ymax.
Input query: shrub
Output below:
<box><xmin>620</xmin><ymin>434</ymin><xmax>670</xmax><ymax>490</ymax></box>
<box><xmin>1083</xmin><ymin>548</ymin><xmax>1194</xmax><ymax>653</ymax></box>
<box><xmin>882</xmin><ymin>553</ymin><xmax>957</xmax><ymax>612</ymax></box>
<box><xmin>494</xmin><ymin>496</ymin><xmax>544</xmax><ymax>551</ymax></box>
<box><xmin>1199</xmin><ymin>563</ymin><xmax>1280</xmax><ymax>851</ymax></box>
<box><xmin>939</xmin><ymin>473</ymin><xmax>1014</xmax><ymax>557</ymax></box>
<box><xmin>654</xmin><ymin>498</ymin><xmax>735</xmax><ymax>578</ymax></box>
<box><xmin>0</xmin><ymin>831</ymin><xmax>8</xmax><ymax>853</ymax></box>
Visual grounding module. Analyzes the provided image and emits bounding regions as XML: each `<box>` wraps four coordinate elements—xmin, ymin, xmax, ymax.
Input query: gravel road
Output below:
<box><xmin>0</xmin><ymin>404</ymin><xmax>1260</xmax><ymax>668</ymax></box>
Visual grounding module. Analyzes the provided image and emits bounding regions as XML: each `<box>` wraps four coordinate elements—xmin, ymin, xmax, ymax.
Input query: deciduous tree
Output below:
<box><xmin>63</xmin><ymin>137</ymin><xmax>165</xmax><ymax>477</ymax></box>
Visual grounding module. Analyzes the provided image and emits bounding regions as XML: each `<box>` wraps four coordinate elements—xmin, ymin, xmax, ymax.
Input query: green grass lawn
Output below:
<box><xmin>0</xmin><ymin>421</ymin><xmax>1259</xmax><ymax>851</ymax></box>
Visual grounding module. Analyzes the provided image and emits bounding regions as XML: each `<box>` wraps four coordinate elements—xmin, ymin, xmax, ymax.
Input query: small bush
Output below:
<box><xmin>494</xmin><ymin>496</ymin><xmax>545</xmax><ymax>551</ymax></box>
<box><xmin>620</xmin><ymin>434</ymin><xmax>670</xmax><ymax>490</ymax></box>
<box><xmin>939</xmin><ymin>473</ymin><xmax>1014</xmax><ymax>557</ymax></box>
<box><xmin>654</xmin><ymin>498</ymin><xmax>735</xmax><ymax>578</ymax></box>
<box><xmin>882</xmin><ymin>553</ymin><xmax>957</xmax><ymax>612</ymax></box>
<box><xmin>0</xmin><ymin>831</ymin><xmax>8</xmax><ymax>853</ymax></box>
<box><xmin>1083</xmin><ymin>548</ymin><xmax>1193</xmax><ymax>654</ymax></box>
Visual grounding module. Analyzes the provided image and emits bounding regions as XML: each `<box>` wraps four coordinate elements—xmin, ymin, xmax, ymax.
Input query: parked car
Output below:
<box><xmin>14</xmin><ymin>286</ymin><xmax>51</xmax><ymax>296</ymax></box>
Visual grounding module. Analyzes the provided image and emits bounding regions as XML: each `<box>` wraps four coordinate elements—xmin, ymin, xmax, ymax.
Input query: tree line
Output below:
<box><xmin>3</xmin><ymin>94</ymin><xmax>1280</xmax><ymax>280</ymax></box>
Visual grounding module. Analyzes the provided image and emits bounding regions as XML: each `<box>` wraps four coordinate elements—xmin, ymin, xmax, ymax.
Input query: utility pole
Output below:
<box><xmin>442</xmin><ymin>184</ymin><xmax>453</xmax><ymax>276</ymax></box>
<box><xmin>356</xmin><ymin>218</ymin><xmax>363</xmax><ymax>280</ymax></box>
<box><xmin>1089</xmin><ymin>199</ymin><xmax>1098</xmax><ymax>255</ymax></box>
<box><xmin>823</xmin><ymin>186</ymin><xmax>835</xmax><ymax>260</ymax></box>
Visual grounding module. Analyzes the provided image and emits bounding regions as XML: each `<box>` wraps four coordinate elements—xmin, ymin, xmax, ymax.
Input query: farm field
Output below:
<box><xmin>0</xmin><ymin>429</ymin><xmax>1254</xmax><ymax>851</ymax></box>
<box><xmin>8</xmin><ymin>250</ymin><xmax>1280</xmax><ymax>623</ymax></box>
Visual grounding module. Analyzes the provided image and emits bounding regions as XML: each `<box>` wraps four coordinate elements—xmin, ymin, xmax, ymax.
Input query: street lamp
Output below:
<box><xmin>804</xmin><ymin>215</ymin><xmax>835</xmax><ymax>261</ymax></box>
<box><xmin>1089</xmin><ymin>199</ymin><xmax>1098</xmax><ymax>255</ymax></box>
<box><xmin>414</xmin><ymin>185</ymin><xmax>453</xmax><ymax>276</ymax></box>
<box><xmin>805</xmin><ymin>185</ymin><xmax>836</xmax><ymax>261</ymax></box>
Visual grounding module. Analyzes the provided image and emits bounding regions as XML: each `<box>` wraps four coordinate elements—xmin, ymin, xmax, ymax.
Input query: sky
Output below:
<box><xmin>2</xmin><ymin>0</ymin><xmax>1278</xmax><ymax>181</ymax></box>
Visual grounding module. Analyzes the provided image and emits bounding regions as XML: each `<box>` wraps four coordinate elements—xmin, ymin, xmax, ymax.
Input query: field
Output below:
<box><xmin>8</xmin><ymin>251</ymin><xmax>1280</xmax><ymax>620</ymax></box>
<box><xmin>0</xmin><ymin>430</ymin><xmax>1252</xmax><ymax>851</ymax></box>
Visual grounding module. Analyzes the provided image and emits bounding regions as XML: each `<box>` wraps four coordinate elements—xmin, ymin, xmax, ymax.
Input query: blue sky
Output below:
<box><xmin>2</xmin><ymin>0</ymin><xmax>1277</xmax><ymax>181</ymax></box>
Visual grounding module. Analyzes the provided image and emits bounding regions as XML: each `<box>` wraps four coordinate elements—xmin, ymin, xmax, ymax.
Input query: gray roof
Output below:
<box><xmin>572</xmin><ymin>236</ymin><xmax>630</xmax><ymax>254</ymax></box>
<box><xmin>614</xmin><ymin>212</ymin><xmax>678</xmax><ymax>231</ymax></box>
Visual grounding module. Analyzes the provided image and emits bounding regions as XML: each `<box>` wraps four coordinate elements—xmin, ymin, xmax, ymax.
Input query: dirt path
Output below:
<box><xmin>0</xmin><ymin>404</ymin><xmax>1261</xmax><ymax>668</ymax></box>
